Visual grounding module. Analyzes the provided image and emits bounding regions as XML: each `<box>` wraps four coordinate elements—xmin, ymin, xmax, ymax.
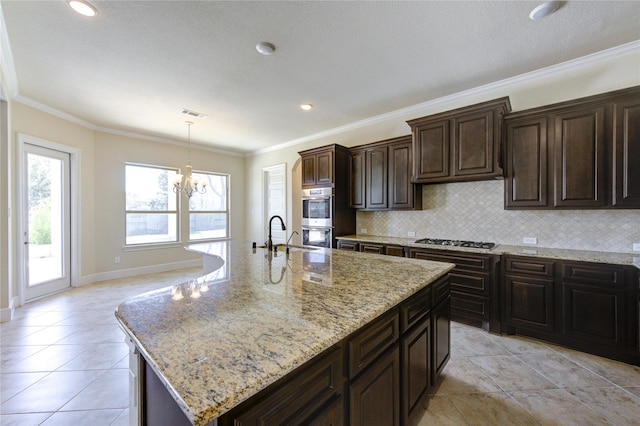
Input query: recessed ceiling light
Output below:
<box><xmin>300</xmin><ymin>103</ymin><xmax>314</xmax><ymax>111</ymax></box>
<box><xmin>68</xmin><ymin>0</ymin><xmax>98</xmax><ymax>17</ymax></box>
<box><xmin>529</xmin><ymin>1</ymin><xmax>560</xmax><ymax>20</ymax></box>
<box><xmin>256</xmin><ymin>42</ymin><xmax>276</xmax><ymax>55</ymax></box>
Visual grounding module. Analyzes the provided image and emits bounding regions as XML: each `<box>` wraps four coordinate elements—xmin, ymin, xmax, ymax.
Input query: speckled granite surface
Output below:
<box><xmin>115</xmin><ymin>241</ymin><xmax>454</xmax><ymax>426</ymax></box>
<box><xmin>336</xmin><ymin>234</ymin><xmax>640</xmax><ymax>269</ymax></box>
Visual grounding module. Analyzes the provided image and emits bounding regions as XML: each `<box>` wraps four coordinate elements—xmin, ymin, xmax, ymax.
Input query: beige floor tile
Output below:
<box><xmin>468</xmin><ymin>355</ymin><xmax>558</xmax><ymax>391</ymax></box>
<box><xmin>412</xmin><ymin>395</ymin><xmax>469</xmax><ymax>425</ymax></box>
<box><xmin>58</xmin><ymin>342</ymin><xmax>129</xmax><ymax>371</ymax></box>
<box><xmin>0</xmin><ymin>370</ymin><xmax>105</xmax><ymax>413</ymax></box>
<box><xmin>624</xmin><ymin>386</ymin><xmax>640</xmax><ymax>398</ymax></box>
<box><xmin>0</xmin><ymin>412</ymin><xmax>53</xmax><ymax>426</ymax></box>
<box><xmin>448</xmin><ymin>392</ymin><xmax>539</xmax><ymax>425</ymax></box>
<box><xmin>518</xmin><ymin>352</ymin><xmax>613</xmax><ymax>389</ymax></box>
<box><xmin>61</xmin><ymin>369</ymin><xmax>129</xmax><ymax>411</ymax></box>
<box><xmin>450</xmin><ymin>326</ymin><xmax>510</xmax><ymax>358</ymax></box>
<box><xmin>9</xmin><ymin>344</ymin><xmax>87</xmax><ymax>373</ymax></box>
<box><xmin>509</xmin><ymin>388</ymin><xmax>612</xmax><ymax>425</ymax></box>
<box><xmin>428</xmin><ymin>358</ymin><xmax>502</xmax><ymax>395</ymax></box>
<box><xmin>556</xmin><ymin>347</ymin><xmax>640</xmax><ymax>387</ymax></box>
<box><xmin>568</xmin><ymin>387</ymin><xmax>640</xmax><ymax>425</ymax></box>
<box><xmin>0</xmin><ymin>372</ymin><xmax>49</xmax><ymax>403</ymax></box>
<box><xmin>39</xmin><ymin>409</ymin><xmax>123</xmax><ymax>426</ymax></box>
<box><xmin>487</xmin><ymin>333</ymin><xmax>556</xmax><ymax>355</ymax></box>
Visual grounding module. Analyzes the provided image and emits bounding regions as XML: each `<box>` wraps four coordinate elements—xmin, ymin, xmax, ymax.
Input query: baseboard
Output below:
<box><xmin>79</xmin><ymin>259</ymin><xmax>202</xmax><ymax>286</ymax></box>
<box><xmin>0</xmin><ymin>296</ymin><xmax>18</xmax><ymax>323</ymax></box>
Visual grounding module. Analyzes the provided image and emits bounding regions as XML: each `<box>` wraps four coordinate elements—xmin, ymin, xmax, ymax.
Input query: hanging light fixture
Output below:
<box><xmin>172</xmin><ymin>121</ymin><xmax>206</xmax><ymax>198</ymax></box>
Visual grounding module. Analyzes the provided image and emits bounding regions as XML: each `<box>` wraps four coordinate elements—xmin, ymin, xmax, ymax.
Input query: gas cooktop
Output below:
<box><xmin>414</xmin><ymin>238</ymin><xmax>496</xmax><ymax>250</ymax></box>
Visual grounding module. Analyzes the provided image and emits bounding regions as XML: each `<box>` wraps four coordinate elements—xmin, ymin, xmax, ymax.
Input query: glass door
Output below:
<box><xmin>22</xmin><ymin>144</ymin><xmax>71</xmax><ymax>300</ymax></box>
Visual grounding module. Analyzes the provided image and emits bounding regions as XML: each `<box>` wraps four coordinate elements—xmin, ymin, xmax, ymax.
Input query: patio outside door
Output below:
<box><xmin>22</xmin><ymin>143</ymin><xmax>71</xmax><ymax>300</ymax></box>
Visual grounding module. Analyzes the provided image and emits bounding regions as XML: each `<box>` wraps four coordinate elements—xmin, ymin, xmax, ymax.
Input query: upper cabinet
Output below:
<box><xmin>407</xmin><ymin>98</ymin><xmax>511</xmax><ymax>184</ymax></box>
<box><xmin>349</xmin><ymin>136</ymin><xmax>421</xmax><ymax>211</ymax></box>
<box><xmin>299</xmin><ymin>144</ymin><xmax>351</xmax><ymax>188</ymax></box>
<box><xmin>505</xmin><ymin>86</ymin><xmax>640</xmax><ymax>210</ymax></box>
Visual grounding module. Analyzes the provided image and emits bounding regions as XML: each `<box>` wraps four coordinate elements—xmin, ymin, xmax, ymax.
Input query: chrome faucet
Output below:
<box><xmin>267</xmin><ymin>215</ymin><xmax>286</xmax><ymax>251</ymax></box>
<box><xmin>286</xmin><ymin>230</ymin><xmax>299</xmax><ymax>254</ymax></box>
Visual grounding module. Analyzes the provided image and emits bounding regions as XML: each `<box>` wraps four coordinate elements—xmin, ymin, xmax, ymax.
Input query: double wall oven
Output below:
<box><xmin>301</xmin><ymin>187</ymin><xmax>333</xmax><ymax>248</ymax></box>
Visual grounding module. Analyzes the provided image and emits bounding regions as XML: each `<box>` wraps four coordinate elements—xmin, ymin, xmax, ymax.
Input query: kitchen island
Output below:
<box><xmin>116</xmin><ymin>241</ymin><xmax>454</xmax><ymax>426</ymax></box>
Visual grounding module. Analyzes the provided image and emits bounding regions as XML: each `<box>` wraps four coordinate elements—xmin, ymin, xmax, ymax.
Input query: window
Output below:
<box><xmin>189</xmin><ymin>172</ymin><xmax>229</xmax><ymax>241</ymax></box>
<box><xmin>125</xmin><ymin>164</ymin><xmax>179</xmax><ymax>245</ymax></box>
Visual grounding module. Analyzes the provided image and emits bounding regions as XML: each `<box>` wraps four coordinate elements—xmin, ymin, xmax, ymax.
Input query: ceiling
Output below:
<box><xmin>1</xmin><ymin>1</ymin><xmax>639</xmax><ymax>155</ymax></box>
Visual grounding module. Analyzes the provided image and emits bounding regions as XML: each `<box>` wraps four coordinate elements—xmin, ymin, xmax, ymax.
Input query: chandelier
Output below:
<box><xmin>173</xmin><ymin>121</ymin><xmax>206</xmax><ymax>198</ymax></box>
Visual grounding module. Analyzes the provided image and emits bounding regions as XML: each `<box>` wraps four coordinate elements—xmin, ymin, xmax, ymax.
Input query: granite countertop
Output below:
<box><xmin>336</xmin><ymin>234</ymin><xmax>640</xmax><ymax>269</ymax></box>
<box><xmin>115</xmin><ymin>240</ymin><xmax>454</xmax><ymax>426</ymax></box>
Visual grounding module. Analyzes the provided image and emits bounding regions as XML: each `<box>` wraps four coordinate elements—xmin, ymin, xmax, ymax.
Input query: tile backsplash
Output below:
<box><xmin>357</xmin><ymin>180</ymin><xmax>640</xmax><ymax>253</ymax></box>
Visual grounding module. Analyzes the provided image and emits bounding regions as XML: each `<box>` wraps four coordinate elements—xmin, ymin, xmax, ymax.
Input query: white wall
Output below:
<box><xmin>245</xmin><ymin>45</ymin><xmax>640</xmax><ymax>252</ymax></box>
<box><xmin>2</xmin><ymin>101</ymin><xmax>246</xmax><ymax>313</ymax></box>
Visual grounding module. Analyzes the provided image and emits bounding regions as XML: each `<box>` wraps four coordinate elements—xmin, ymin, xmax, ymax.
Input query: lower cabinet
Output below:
<box><xmin>350</xmin><ymin>346</ymin><xmax>400</xmax><ymax>426</ymax></box>
<box><xmin>409</xmin><ymin>247</ymin><xmax>500</xmax><ymax>333</ymax></box>
<box><xmin>336</xmin><ymin>239</ymin><xmax>406</xmax><ymax>257</ymax></box>
<box><xmin>503</xmin><ymin>255</ymin><xmax>639</xmax><ymax>365</ymax></box>
<box><xmin>214</xmin><ymin>276</ymin><xmax>452</xmax><ymax>425</ymax></box>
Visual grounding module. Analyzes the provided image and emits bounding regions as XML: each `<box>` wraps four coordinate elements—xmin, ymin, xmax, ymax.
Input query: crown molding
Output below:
<box><xmin>251</xmin><ymin>39</ymin><xmax>640</xmax><ymax>156</ymax></box>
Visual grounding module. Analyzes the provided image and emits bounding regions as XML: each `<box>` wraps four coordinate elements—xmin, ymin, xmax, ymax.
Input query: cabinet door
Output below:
<box><xmin>302</xmin><ymin>155</ymin><xmax>317</xmax><ymax>186</ymax></box>
<box><xmin>349</xmin><ymin>346</ymin><xmax>400</xmax><ymax>426</ymax></box>
<box><xmin>385</xmin><ymin>245</ymin><xmax>405</xmax><ymax>257</ymax></box>
<box><xmin>612</xmin><ymin>98</ymin><xmax>640</xmax><ymax>208</ymax></box>
<box><xmin>413</xmin><ymin>119</ymin><xmax>450</xmax><ymax>181</ymax></box>
<box><xmin>316</xmin><ymin>151</ymin><xmax>334</xmax><ymax>185</ymax></box>
<box><xmin>431</xmin><ymin>296</ymin><xmax>450</xmax><ymax>385</ymax></box>
<box><xmin>552</xmin><ymin>106</ymin><xmax>607</xmax><ymax>208</ymax></box>
<box><xmin>388</xmin><ymin>141</ymin><xmax>418</xmax><ymax>209</ymax></box>
<box><xmin>401</xmin><ymin>319</ymin><xmax>430</xmax><ymax>424</ymax></box>
<box><xmin>504</xmin><ymin>274</ymin><xmax>555</xmax><ymax>332</ymax></box>
<box><xmin>366</xmin><ymin>147</ymin><xmax>388</xmax><ymax>209</ymax></box>
<box><xmin>349</xmin><ymin>149</ymin><xmax>366</xmax><ymax>209</ymax></box>
<box><xmin>505</xmin><ymin>116</ymin><xmax>549</xmax><ymax>208</ymax></box>
<box><xmin>452</xmin><ymin>109</ymin><xmax>495</xmax><ymax>177</ymax></box>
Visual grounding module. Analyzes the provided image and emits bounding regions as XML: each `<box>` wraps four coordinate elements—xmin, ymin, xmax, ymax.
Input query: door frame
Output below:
<box><xmin>17</xmin><ymin>133</ymin><xmax>81</xmax><ymax>304</ymax></box>
<box><xmin>262</xmin><ymin>163</ymin><xmax>287</xmax><ymax>245</ymax></box>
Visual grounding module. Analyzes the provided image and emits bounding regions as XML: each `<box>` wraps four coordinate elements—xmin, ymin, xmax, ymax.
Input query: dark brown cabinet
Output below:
<box><xmin>349</xmin><ymin>136</ymin><xmax>421</xmax><ymax>211</ymax></box>
<box><xmin>431</xmin><ymin>295</ymin><xmax>451</xmax><ymax>384</ymax></box>
<box><xmin>401</xmin><ymin>319</ymin><xmax>430</xmax><ymax>423</ymax></box>
<box><xmin>349</xmin><ymin>347</ymin><xmax>400</xmax><ymax>426</ymax></box>
<box><xmin>337</xmin><ymin>239</ymin><xmax>405</xmax><ymax>257</ymax></box>
<box><xmin>409</xmin><ymin>247</ymin><xmax>500</xmax><ymax>333</ymax></box>
<box><xmin>502</xmin><ymin>255</ymin><xmax>639</xmax><ymax>365</ymax></box>
<box><xmin>504</xmin><ymin>256</ymin><xmax>555</xmax><ymax>333</ymax></box>
<box><xmin>505</xmin><ymin>86</ymin><xmax>640</xmax><ymax>210</ymax></box>
<box><xmin>299</xmin><ymin>144</ymin><xmax>351</xmax><ymax>188</ymax></box>
<box><xmin>552</xmin><ymin>106</ymin><xmax>607</xmax><ymax>208</ymax></box>
<box><xmin>407</xmin><ymin>98</ymin><xmax>511</xmax><ymax>184</ymax></box>
<box><xmin>504</xmin><ymin>116</ymin><xmax>548</xmax><ymax>208</ymax></box>
<box><xmin>613</xmin><ymin>96</ymin><xmax>640</xmax><ymax>208</ymax></box>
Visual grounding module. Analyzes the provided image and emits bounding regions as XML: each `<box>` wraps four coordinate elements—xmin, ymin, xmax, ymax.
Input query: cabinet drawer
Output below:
<box><xmin>400</xmin><ymin>286</ymin><xmax>432</xmax><ymax>332</ymax></box>
<box><xmin>348</xmin><ymin>310</ymin><xmax>399</xmax><ymax>379</ymax></box>
<box><xmin>451</xmin><ymin>291</ymin><xmax>490</xmax><ymax>320</ymax></box>
<box><xmin>561</xmin><ymin>262</ymin><xmax>626</xmax><ymax>287</ymax></box>
<box><xmin>450</xmin><ymin>271</ymin><xmax>490</xmax><ymax>296</ymax></box>
<box><xmin>386</xmin><ymin>245</ymin><xmax>405</xmax><ymax>257</ymax></box>
<box><xmin>359</xmin><ymin>243</ymin><xmax>385</xmax><ymax>255</ymax></box>
<box><xmin>233</xmin><ymin>346</ymin><xmax>344</xmax><ymax>425</ymax></box>
<box><xmin>432</xmin><ymin>275</ymin><xmax>451</xmax><ymax>306</ymax></box>
<box><xmin>410</xmin><ymin>249</ymin><xmax>492</xmax><ymax>272</ymax></box>
<box><xmin>337</xmin><ymin>240</ymin><xmax>359</xmax><ymax>251</ymax></box>
<box><xmin>505</xmin><ymin>256</ymin><xmax>555</xmax><ymax>278</ymax></box>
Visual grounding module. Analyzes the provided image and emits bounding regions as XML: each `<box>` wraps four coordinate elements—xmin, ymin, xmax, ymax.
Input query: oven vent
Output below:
<box><xmin>181</xmin><ymin>109</ymin><xmax>208</xmax><ymax>119</ymax></box>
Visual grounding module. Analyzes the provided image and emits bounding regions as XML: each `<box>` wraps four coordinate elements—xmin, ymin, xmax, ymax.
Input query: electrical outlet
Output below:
<box><xmin>523</xmin><ymin>237</ymin><xmax>538</xmax><ymax>245</ymax></box>
<box><xmin>633</xmin><ymin>243</ymin><xmax>640</xmax><ymax>252</ymax></box>
<box><xmin>360</xmin><ymin>228</ymin><xmax>367</xmax><ymax>234</ymax></box>
<box><xmin>407</xmin><ymin>231</ymin><xmax>416</xmax><ymax>237</ymax></box>
<box><xmin>115</xmin><ymin>256</ymin><xmax>120</xmax><ymax>264</ymax></box>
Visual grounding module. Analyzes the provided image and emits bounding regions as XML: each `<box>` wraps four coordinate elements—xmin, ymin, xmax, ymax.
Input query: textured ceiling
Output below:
<box><xmin>1</xmin><ymin>1</ymin><xmax>639</xmax><ymax>154</ymax></box>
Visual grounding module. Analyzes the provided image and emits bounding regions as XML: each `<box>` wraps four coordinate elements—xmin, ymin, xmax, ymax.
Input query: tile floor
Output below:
<box><xmin>1</xmin><ymin>268</ymin><xmax>639</xmax><ymax>426</ymax></box>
